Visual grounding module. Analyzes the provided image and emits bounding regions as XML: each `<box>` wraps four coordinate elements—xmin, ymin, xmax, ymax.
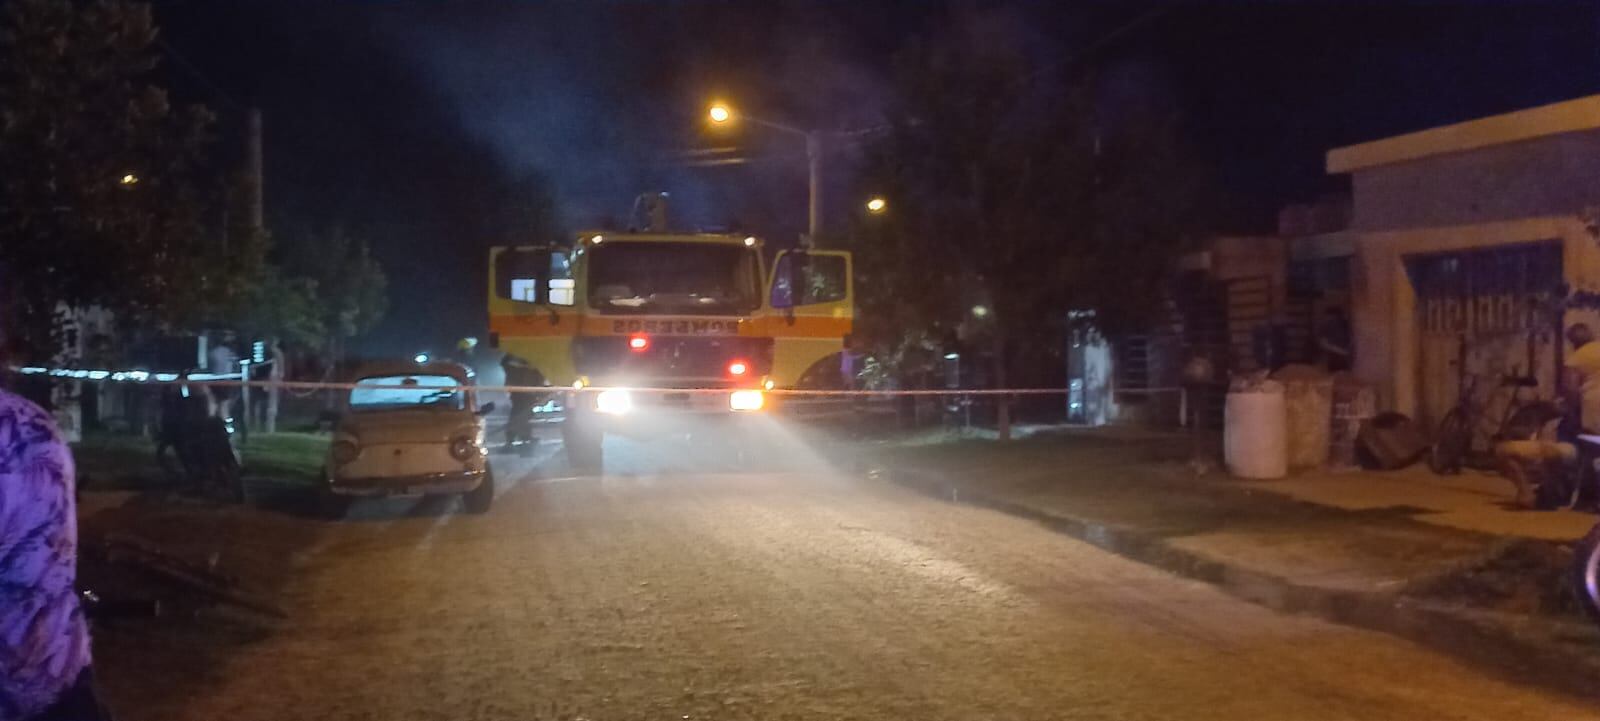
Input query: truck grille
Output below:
<box><xmin>574</xmin><ymin>335</ymin><xmax>772</xmax><ymax>383</ymax></box>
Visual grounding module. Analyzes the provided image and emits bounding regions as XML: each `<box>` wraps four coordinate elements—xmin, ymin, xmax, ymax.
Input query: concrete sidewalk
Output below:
<box><xmin>1240</xmin><ymin>466</ymin><xmax>1595</xmax><ymax>542</ymax></box>
<box><xmin>861</xmin><ymin>427</ymin><xmax>1600</xmax><ymax>699</ymax></box>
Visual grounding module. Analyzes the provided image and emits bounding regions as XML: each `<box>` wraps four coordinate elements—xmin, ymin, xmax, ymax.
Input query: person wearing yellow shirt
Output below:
<box><xmin>1563</xmin><ymin>324</ymin><xmax>1600</xmax><ymax>509</ymax></box>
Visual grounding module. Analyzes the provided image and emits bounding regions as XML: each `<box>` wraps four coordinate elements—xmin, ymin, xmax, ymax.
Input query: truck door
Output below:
<box><xmin>488</xmin><ymin>245</ymin><xmax>580</xmax><ymax>385</ymax></box>
<box><xmin>766</xmin><ymin>249</ymin><xmax>853</xmax><ymax>387</ymax></box>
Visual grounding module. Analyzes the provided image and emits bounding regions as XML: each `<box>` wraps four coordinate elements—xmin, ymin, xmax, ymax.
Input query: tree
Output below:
<box><xmin>861</xmin><ymin>7</ymin><xmax>1204</xmax><ymax>439</ymax></box>
<box><xmin>0</xmin><ymin>0</ymin><xmax>218</xmax><ymax>361</ymax></box>
<box><xmin>285</xmin><ymin>227</ymin><xmax>388</xmax><ymax>367</ymax></box>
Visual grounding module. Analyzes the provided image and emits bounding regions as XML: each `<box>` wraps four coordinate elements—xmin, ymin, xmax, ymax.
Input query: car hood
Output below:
<box><xmin>336</xmin><ymin>410</ymin><xmax>480</xmax><ymax>444</ymax></box>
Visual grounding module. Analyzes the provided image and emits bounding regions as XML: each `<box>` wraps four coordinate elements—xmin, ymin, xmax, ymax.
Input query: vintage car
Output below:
<box><xmin>321</xmin><ymin>360</ymin><xmax>496</xmax><ymax>516</ymax></box>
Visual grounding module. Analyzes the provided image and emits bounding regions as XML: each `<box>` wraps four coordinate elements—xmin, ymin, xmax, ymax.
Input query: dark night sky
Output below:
<box><xmin>145</xmin><ymin>1</ymin><xmax>1600</xmax><ymax>354</ymax></box>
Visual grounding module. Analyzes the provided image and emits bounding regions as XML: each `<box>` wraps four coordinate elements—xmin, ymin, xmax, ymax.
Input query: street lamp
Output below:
<box><xmin>119</xmin><ymin>173</ymin><xmax>139</xmax><ymax>187</ymax></box>
<box><xmin>865</xmin><ymin>196</ymin><xmax>888</xmax><ymax>214</ymax></box>
<box><xmin>706</xmin><ymin>101</ymin><xmax>823</xmax><ymax>244</ymax></box>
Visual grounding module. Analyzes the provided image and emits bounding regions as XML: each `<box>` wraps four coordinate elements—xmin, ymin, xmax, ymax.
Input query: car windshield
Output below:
<box><xmin>587</xmin><ymin>241</ymin><xmax>760</xmax><ymax>314</ymax></box>
<box><xmin>348</xmin><ymin>375</ymin><xmax>466</xmax><ymax>412</ymax></box>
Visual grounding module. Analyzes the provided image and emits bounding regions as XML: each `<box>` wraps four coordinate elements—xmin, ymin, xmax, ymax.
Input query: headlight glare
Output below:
<box><xmin>729</xmin><ymin>390</ymin><xmax>764</xmax><ymax>412</ymax></box>
<box><xmin>596</xmin><ymin>389</ymin><xmax>632</xmax><ymax>415</ymax></box>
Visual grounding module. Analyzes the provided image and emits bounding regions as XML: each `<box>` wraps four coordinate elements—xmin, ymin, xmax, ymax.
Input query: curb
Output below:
<box><xmin>886</xmin><ymin>467</ymin><xmax>1600</xmax><ymax>702</ymax></box>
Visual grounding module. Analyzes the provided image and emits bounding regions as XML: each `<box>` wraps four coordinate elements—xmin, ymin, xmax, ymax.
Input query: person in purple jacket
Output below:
<box><xmin>0</xmin><ymin>387</ymin><xmax>109</xmax><ymax>720</ymax></box>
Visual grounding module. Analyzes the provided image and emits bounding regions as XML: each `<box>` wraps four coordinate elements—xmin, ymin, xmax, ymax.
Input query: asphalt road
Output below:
<box><xmin>97</xmin><ymin>423</ymin><xmax>1600</xmax><ymax>721</ymax></box>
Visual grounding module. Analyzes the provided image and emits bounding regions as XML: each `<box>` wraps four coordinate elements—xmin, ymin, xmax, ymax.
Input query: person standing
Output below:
<box><xmin>500</xmin><ymin>354</ymin><xmax>544</xmax><ymax>447</ymax></box>
<box><xmin>1564</xmin><ymin>324</ymin><xmax>1600</xmax><ymax>432</ymax></box>
<box><xmin>1563</xmin><ymin>323</ymin><xmax>1600</xmax><ymax>508</ymax></box>
<box><xmin>0</xmin><ymin>388</ymin><xmax>109</xmax><ymax>720</ymax></box>
<box><xmin>1318</xmin><ymin>307</ymin><xmax>1353</xmax><ymax>372</ymax></box>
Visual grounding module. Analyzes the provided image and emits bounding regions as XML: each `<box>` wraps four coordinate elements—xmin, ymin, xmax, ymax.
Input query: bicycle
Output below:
<box><xmin>1429</xmin><ymin>373</ymin><xmax>1554</xmax><ymax>474</ymax></box>
<box><xmin>1571</xmin><ymin>436</ymin><xmax>1600</xmax><ymax>627</ymax></box>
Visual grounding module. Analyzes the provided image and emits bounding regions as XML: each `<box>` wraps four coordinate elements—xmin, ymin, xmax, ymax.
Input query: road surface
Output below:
<box><xmin>95</xmin><ymin>424</ymin><xmax>1599</xmax><ymax>720</ymax></box>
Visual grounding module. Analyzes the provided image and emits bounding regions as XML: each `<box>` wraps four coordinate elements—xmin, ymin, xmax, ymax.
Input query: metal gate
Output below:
<box><xmin>1406</xmin><ymin>241</ymin><xmax>1562</xmax><ymax>433</ymax></box>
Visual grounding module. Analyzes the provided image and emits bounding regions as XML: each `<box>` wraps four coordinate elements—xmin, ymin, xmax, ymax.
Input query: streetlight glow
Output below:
<box><xmin>708</xmin><ymin>104</ymin><xmax>732</xmax><ymax>123</ymax></box>
<box><xmin>866</xmin><ymin>197</ymin><xmax>888</xmax><ymax>214</ymax></box>
<box><xmin>119</xmin><ymin>173</ymin><xmax>139</xmax><ymax>187</ymax></box>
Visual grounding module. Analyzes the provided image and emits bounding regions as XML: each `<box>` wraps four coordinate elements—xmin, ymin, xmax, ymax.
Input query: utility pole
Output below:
<box><xmin>805</xmin><ymin>131</ymin><xmax>822</xmax><ymax>245</ymax></box>
<box><xmin>247</xmin><ymin>108</ymin><xmax>264</xmax><ymax>229</ymax></box>
<box><xmin>247</xmin><ymin>108</ymin><xmax>284</xmax><ymax>435</ymax></box>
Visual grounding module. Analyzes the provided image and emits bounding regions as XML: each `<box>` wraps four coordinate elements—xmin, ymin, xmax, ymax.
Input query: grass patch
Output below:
<box><xmin>72</xmin><ymin>431</ymin><xmax>329</xmax><ymax>490</ymax></box>
<box><xmin>241</xmin><ymin>432</ymin><xmax>328</xmax><ymax>482</ymax></box>
<box><xmin>72</xmin><ymin>432</ymin><xmax>163</xmax><ymax>490</ymax></box>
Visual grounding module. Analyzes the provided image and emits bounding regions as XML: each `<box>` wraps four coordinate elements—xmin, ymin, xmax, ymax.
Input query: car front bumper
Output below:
<box><xmin>328</xmin><ymin>469</ymin><xmax>487</xmax><ymax>497</ymax></box>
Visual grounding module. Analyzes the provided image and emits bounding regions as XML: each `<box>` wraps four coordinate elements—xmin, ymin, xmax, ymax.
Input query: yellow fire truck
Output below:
<box><xmin>488</xmin><ymin>231</ymin><xmax>852</xmax><ymax>470</ymax></box>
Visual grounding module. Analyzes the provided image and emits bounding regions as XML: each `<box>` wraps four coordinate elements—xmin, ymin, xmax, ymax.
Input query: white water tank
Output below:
<box><xmin>1225</xmin><ymin>384</ymin><xmax>1288</xmax><ymax>479</ymax></box>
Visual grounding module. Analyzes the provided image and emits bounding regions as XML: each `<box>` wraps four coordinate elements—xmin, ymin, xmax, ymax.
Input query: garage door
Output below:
<box><xmin>1406</xmin><ymin>241</ymin><xmax>1562</xmax><ymax>434</ymax></box>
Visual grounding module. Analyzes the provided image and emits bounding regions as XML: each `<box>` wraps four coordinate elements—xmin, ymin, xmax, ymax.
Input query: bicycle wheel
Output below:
<box><xmin>1429</xmin><ymin>408</ymin><xmax>1469</xmax><ymax>475</ymax></box>
<box><xmin>1572</xmin><ymin>523</ymin><xmax>1600</xmax><ymax>626</ymax></box>
<box><xmin>1500</xmin><ymin>400</ymin><xmax>1561</xmax><ymax>442</ymax></box>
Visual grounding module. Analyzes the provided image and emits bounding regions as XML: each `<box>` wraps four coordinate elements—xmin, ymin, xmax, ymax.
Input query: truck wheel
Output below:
<box><xmin>463</xmin><ymin>465</ymin><xmax>495</xmax><ymax>514</ymax></box>
<box><xmin>562</xmin><ymin>414</ymin><xmax>603</xmax><ymax>474</ymax></box>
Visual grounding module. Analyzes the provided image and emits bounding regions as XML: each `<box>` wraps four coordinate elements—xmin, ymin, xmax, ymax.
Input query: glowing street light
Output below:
<box><xmin>119</xmin><ymin>173</ymin><xmax>139</xmax><ymax>187</ymax></box>
<box><xmin>865</xmin><ymin>196</ymin><xmax>888</xmax><ymax>214</ymax></box>
<box><xmin>706</xmin><ymin>100</ymin><xmax>823</xmax><ymax>242</ymax></box>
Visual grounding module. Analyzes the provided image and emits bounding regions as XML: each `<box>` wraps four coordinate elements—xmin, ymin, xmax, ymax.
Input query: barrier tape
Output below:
<box><xmin>8</xmin><ymin>366</ymin><xmax>1179</xmax><ymax>397</ymax></box>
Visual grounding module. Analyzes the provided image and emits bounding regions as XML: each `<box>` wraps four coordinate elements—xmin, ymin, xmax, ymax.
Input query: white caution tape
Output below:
<box><xmin>8</xmin><ymin>365</ymin><xmax>1179</xmax><ymax>397</ymax></box>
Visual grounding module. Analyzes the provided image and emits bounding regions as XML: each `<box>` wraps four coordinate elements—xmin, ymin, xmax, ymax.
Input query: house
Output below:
<box><xmin>1070</xmin><ymin>234</ymin><xmax>1296</xmax><ymax>428</ymax></box>
<box><xmin>1304</xmin><ymin>94</ymin><xmax>1600</xmax><ymax>429</ymax></box>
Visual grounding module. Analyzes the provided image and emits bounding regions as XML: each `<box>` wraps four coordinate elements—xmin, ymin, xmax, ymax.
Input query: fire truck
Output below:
<box><xmin>488</xmin><ymin>228</ymin><xmax>852</xmax><ymax>470</ymax></box>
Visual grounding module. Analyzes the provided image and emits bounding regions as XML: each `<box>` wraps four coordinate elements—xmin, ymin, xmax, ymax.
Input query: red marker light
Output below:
<box><xmin>728</xmin><ymin>360</ymin><xmax>749</xmax><ymax>376</ymax></box>
<box><xmin>628</xmin><ymin>335</ymin><xmax>650</xmax><ymax>351</ymax></box>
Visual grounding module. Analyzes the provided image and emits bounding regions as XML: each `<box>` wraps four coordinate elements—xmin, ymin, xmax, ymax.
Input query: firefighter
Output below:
<box><xmin>501</xmin><ymin>354</ymin><xmax>545</xmax><ymax>448</ymax></box>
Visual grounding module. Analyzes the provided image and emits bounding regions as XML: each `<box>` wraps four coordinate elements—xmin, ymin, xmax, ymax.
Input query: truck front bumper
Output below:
<box><xmin>577</xmin><ymin>388</ymin><xmax>769</xmax><ymax>437</ymax></box>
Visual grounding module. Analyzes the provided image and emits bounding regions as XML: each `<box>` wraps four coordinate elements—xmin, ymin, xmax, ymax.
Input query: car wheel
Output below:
<box><xmin>316</xmin><ymin>488</ymin><xmax>350</xmax><ymax>520</ymax></box>
<box><xmin>463</xmin><ymin>465</ymin><xmax>495</xmax><ymax>514</ymax></box>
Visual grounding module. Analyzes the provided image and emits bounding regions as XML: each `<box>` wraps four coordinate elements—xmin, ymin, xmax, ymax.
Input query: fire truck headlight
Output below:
<box><xmin>729</xmin><ymin>390</ymin><xmax>764</xmax><ymax>412</ymax></box>
<box><xmin>596</xmin><ymin>389</ymin><xmax>633</xmax><ymax>415</ymax></box>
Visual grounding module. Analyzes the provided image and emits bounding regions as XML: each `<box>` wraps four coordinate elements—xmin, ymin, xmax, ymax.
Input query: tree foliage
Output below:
<box><xmin>283</xmin><ymin>227</ymin><xmax>388</xmax><ymax>362</ymax></box>
<box><xmin>857</xmin><ymin>6</ymin><xmax>1205</xmax><ymax>389</ymax></box>
<box><xmin>0</xmin><ymin>0</ymin><xmax>220</xmax><ymax>360</ymax></box>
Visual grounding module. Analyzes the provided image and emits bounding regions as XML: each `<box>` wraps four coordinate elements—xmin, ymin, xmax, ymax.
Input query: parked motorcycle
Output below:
<box><xmin>1571</xmin><ymin>436</ymin><xmax>1600</xmax><ymax>625</ymax></box>
<box><xmin>1576</xmin><ymin>524</ymin><xmax>1600</xmax><ymax>626</ymax></box>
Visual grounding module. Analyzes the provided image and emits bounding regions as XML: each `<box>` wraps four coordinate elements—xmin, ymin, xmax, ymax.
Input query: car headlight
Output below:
<box><xmin>331</xmin><ymin>439</ymin><xmax>360</xmax><ymax>465</ymax></box>
<box><xmin>595</xmin><ymin>388</ymin><xmax>632</xmax><ymax>415</ymax></box>
<box><xmin>729</xmin><ymin>390</ymin><xmax>764</xmax><ymax>412</ymax></box>
<box><xmin>449</xmin><ymin>436</ymin><xmax>478</xmax><ymax>461</ymax></box>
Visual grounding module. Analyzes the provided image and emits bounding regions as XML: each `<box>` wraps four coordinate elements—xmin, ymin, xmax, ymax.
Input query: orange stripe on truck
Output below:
<box><xmin>488</xmin><ymin>314</ymin><xmax>851</xmax><ymax>339</ymax></box>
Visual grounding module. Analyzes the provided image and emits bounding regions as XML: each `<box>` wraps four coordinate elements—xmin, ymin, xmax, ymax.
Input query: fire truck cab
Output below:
<box><xmin>488</xmin><ymin>231</ymin><xmax>852</xmax><ymax>471</ymax></box>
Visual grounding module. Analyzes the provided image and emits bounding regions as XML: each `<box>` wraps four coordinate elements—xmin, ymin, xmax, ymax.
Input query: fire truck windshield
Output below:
<box><xmin>587</xmin><ymin>241</ymin><xmax>761</xmax><ymax>315</ymax></box>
